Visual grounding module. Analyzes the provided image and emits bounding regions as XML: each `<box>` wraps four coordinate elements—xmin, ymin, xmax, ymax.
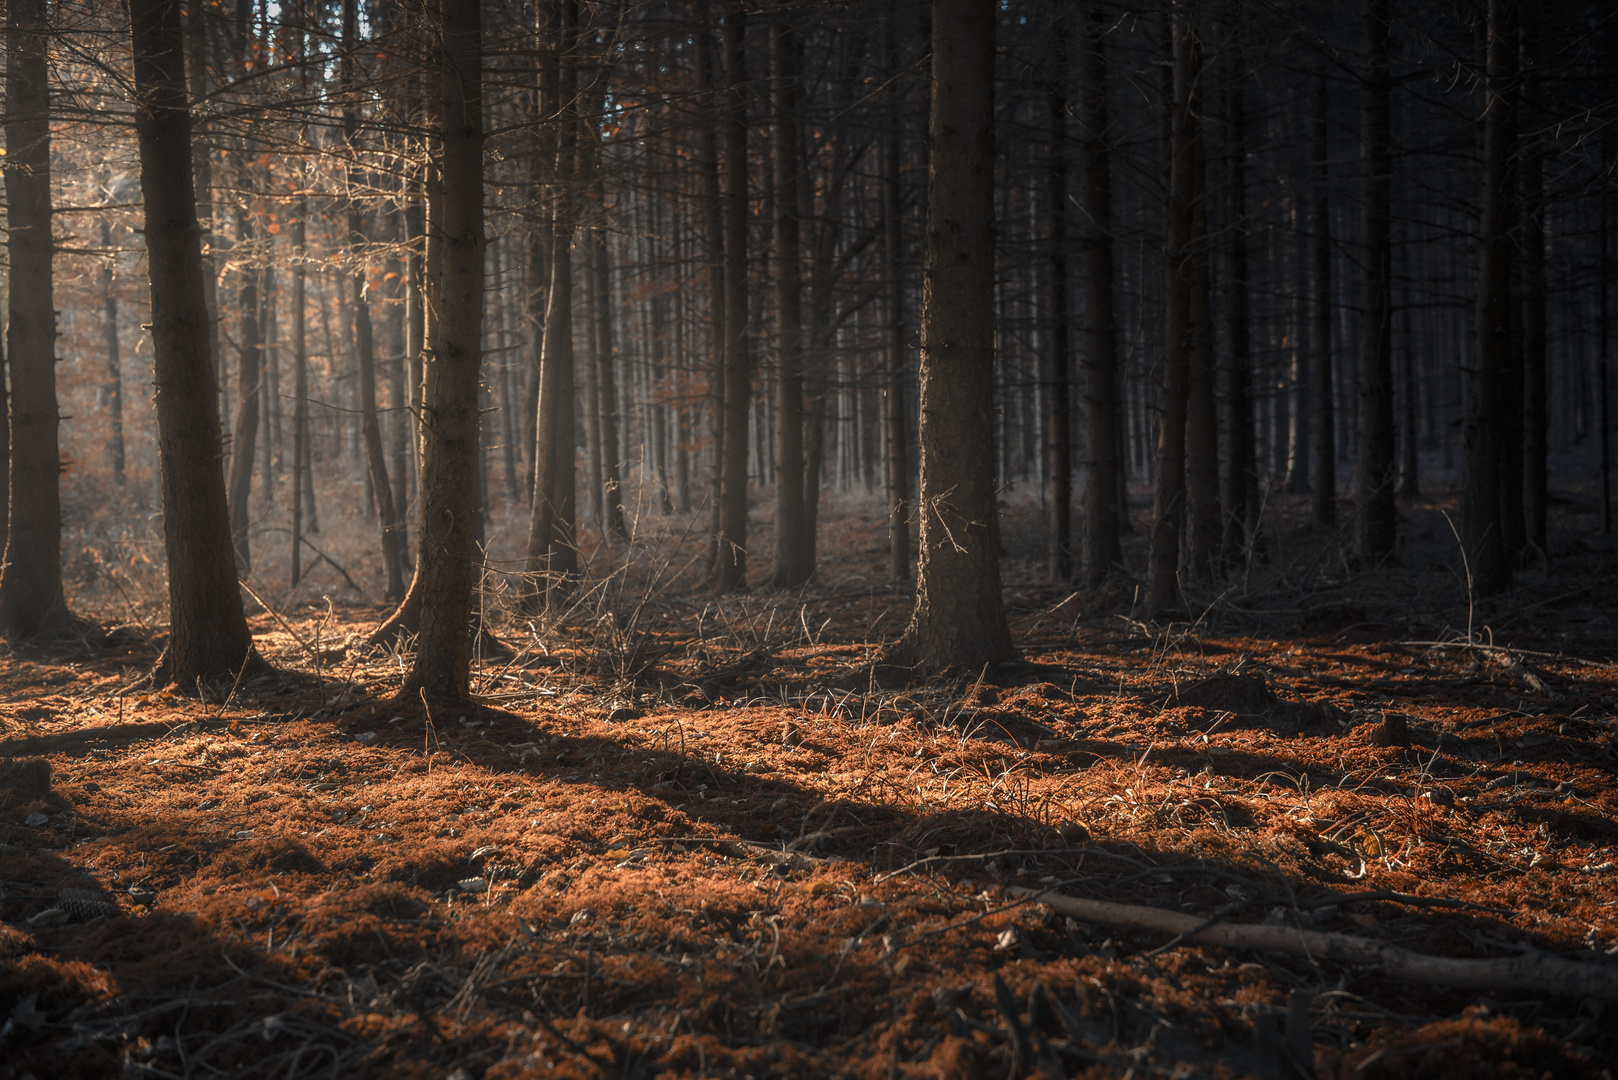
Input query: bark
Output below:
<box><xmin>1183</xmin><ymin>91</ymin><xmax>1219</xmax><ymax>581</ymax></box>
<box><xmin>523</xmin><ymin>0</ymin><xmax>578</xmax><ymax>611</ymax></box>
<box><xmin>885</xmin><ymin>0</ymin><xmax>1014</xmax><ymax>675</ymax></box>
<box><xmin>771</xmin><ymin>17</ymin><xmax>811</xmax><ymax>587</ymax></box>
<box><xmin>1355</xmin><ymin>0</ymin><xmax>1397</xmax><ymax>562</ymax></box>
<box><xmin>1003</xmin><ymin>885</ymin><xmax>1618</xmax><ymax>1002</ymax></box>
<box><xmin>1312</xmin><ymin>74</ymin><xmax>1337</xmax><ymax>530</ymax></box>
<box><xmin>695</xmin><ymin>11</ymin><xmax>727</xmax><ymax>576</ymax></box>
<box><xmin>1145</xmin><ymin>9</ymin><xmax>1198</xmax><ymax>615</ymax></box>
<box><xmin>714</xmin><ymin>6</ymin><xmax>752</xmax><ymax>592</ymax></box>
<box><xmin>1521</xmin><ymin>124</ymin><xmax>1547</xmax><ymax>554</ymax></box>
<box><xmin>343</xmin><ymin>0</ymin><xmax>405</xmax><ymax>601</ymax></box>
<box><xmin>1080</xmin><ymin>0</ymin><xmax>1123</xmax><ymax>584</ymax></box>
<box><xmin>882</xmin><ymin>2</ymin><xmax>910</xmax><ymax>584</ymax></box>
<box><xmin>101</xmin><ymin>219</ymin><xmax>127</xmax><ymax>487</ymax></box>
<box><xmin>184</xmin><ymin>3</ymin><xmax>221</xmax><ymax>430</ymax></box>
<box><xmin>592</xmin><ymin>225</ymin><xmax>628</xmax><ymax>542</ymax></box>
<box><xmin>1464</xmin><ymin>0</ymin><xmax>1518</xmax><ymax>595</ymax></box>
<box><xmin>1219</xmin><ymin>5</ymin><xmax>1256</xmax><ymax>566</ymax></box>
<box><xmin>131</xmin><ymin>0</ymin><xmax>259</xmax><ymax>683</ymax></box>
<box><xmin>0</xmin><ymin>0</ymin><xmax>73</xmax><ymax>638</ymax></box>
<box><xmin>1045</xmin><ymin>21</ymin><xmax>1073</xmax><ymax>582</ymax></box>
<box><xmin>400</xmin><ymin>0</ymin><xmax>485</xmax><ymax>701</ymax></box>
<box><xmin>291</xmin><ymin>202</ymin><xmax>309</xmax><ymax>586</ymax></box>
<box><xmin>225</xmin><ymin>206</ymin><xmax>263</xmax><ymax>570</ymax></box>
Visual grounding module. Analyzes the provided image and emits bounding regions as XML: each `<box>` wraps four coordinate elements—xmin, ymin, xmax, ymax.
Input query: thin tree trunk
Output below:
<box><xmin>882</xmin><ymin>2</ymin><xmax>910</xmax><ymax>583</ymax></box>
<box><xmin>185</xmin><ymin>3</ymin><xmax>222</xmax><ymax>432</ymax></box>
<box><xmin>225</xmin><ymin>206</ymin><xmax>262</xmax><ymax>570</ymax></box>
<box><xmin>1521</xmin><ymin>116</ymin><xmax>1547</xmax><ymax>553</ymax></box>
<box><xmin>101</xmin><ymin>219</ymin><xmax>127</xmax><ymax>487</ymax></box>
<box><xmin>771</xmin><ymin>16</ymin><xmax>811</xmax><ymax>587</ymax></box>
<box><xmin>131</xmin><ymin>0</ymin><xmax>259</xmax><ymax>683</ymax></box>
<box><xmin>1184</xmin><ymin>89</ymin><xmax>1219</xmax><ymax>580</ymax></box>
<box><xmin>1045</xmin><ymin>20</ymin><xmax>1073</xmax><ymax>582</ymax></box>
<box><xmin>0</xmin><ymin>0</ymin><xmax>72</xmax><ymax>638</ymax></box>
<box><xmin>593</xmin><ymin>224</ymin><xmax>628</xmax><ymax>541</ymax></box>
<box><xmin>886</xmin><ymin>0</ymin><xmax>1014</xmax><ymax>674</ymax></box>
<box><xmin>291</xmin><ymin>201</ymin><xmax>309</xmax><ymax>586</ymax></box>
<box><xmin>1356</xmin><ymin>0</ymin><xmax>1397</xmax><ymax>562</ymax></box>
<box><xmin>1146</xmin><ymin>7</ymin><xmax>1198</xmax><ymax>615</ymax></box>
<box><xmin>1312</xmin><ymin>73</ymin><xmax>1337</xmax><ymax>529</ymax></box>
<box><xmin>1080</xmin><ymin>0</ymin><xmax>1123</xmax><ymax>584</ymax></box>
<box><xmin>1464</xmin><ymin>0</ymin><xmax>1517</xmax><ymax>594</ymax></box>
<box><xmin>1219</xmin><ymin>5</ymin><xmax>1256</xmax><ymax>565</ymax></box>
<box><xmin>714</xmin><ymin>6</ymin><xmax>752</xmax><ymax>592</ymax></box>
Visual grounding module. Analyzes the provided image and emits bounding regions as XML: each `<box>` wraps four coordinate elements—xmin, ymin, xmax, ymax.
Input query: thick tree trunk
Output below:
<box><xmin>714</xmin><ymin>6</ymin><xmax>752</xmax><ymax>592</ymax></box>
<box><xmin>1464</xmin><ymin>0</ymin><xmax>1517</xmax><ymax>595</ymax></box>
<box><xmin>1312</xmin><ymin>74</ymin><xmax>1337</xmax><ymax>530</ymax></box>
<box><xmin>1045</xmin><ymin>22</ymin><xmax>1073</xmax><ymax>582</ymax></box>
<box><xmin>0</xmin><ymin>0</ymin><xmax>73</xmax><ymax>638</ymax></box>
<box><xmin>400</xmin><ymin>0</ymin><xmax>484</xmax><ymax>701</ymax></box>
<box><xmin>886</xmin><ymin>0</ymin><xmax>1014</xmax><ymax>675</ymax></box>
<box><xmin>882</xmin><ymin>2</ymin><xmax>910</xmax><ymax>583</ymax></box>
<box><xmin>1146</xmin><ymin>8</ymin><xmax>1198</xmax><ymax>615</ymax></box>
<box><xmin>1080</xmin><ymin>0</ymin><xmax>1123</xmax><ymax>585</ymax></box>
<box><xmin>225</xmin><ymin>207</ymin><xmax>262</xmax><ymax>570</ymax></box>
<box><xmin>131</xmin><ymin>0</ymin><xmax>259</xmax><ymax>684</ymax></box>
<box><xmin>101</xmin><ymin>219</ymin><xmax>127</xmax><ymax>488</ymax></box>
<box><xmin>771</xmin><ymin>17</ymin><xmax>811</xmax><ymax>588</ymax></box>
<box><xmin>1355</xmin><ymin>0</ymin><xmax>1397</xmax><ymax>562</ymax></box>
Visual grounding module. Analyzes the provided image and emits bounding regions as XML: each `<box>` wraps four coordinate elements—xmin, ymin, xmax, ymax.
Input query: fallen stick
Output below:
<box><xmin>1003</xmin><ymin>885</ymin><xmax>1618</xmax><ymax>1001</ymax></box>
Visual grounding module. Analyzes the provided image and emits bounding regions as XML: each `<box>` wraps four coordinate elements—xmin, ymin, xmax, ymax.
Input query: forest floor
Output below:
<box><xmin>3</xmin><ymin>487</ymin><xmax>1618</xmax><ymax>1079</ymax></box>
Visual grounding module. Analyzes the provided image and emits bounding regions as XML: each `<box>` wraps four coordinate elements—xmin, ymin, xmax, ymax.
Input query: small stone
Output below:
<box><xmin>353</xmin><ymin>731</ymin><xmax>380</xmax><ymax>746</ymax></box>
<box><xmin>457</xmin><ymin>877</ymin><xmax>489</xmax><ymax>894</ymax></box>
<box><xmin>1369</xmin><ymin>712</ymin><xmax>1411</xmax><ymax>748</ymax></box>
<box><xmin>24</xmin><ymin>811</ymin><xmax>49</xmax><ymax>828</ymax></box>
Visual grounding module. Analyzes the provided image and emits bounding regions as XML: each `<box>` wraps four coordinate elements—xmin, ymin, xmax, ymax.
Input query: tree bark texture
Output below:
<box><xmin>882</xmin><ymin>2</ymin><xmax>910</xmax><ymax>583</ymax></box>
<box><xmin>131</xmin><ymin>0</ymin><xmax>257</xmax><ymax>683</ymax></box>
<box><xmin>1355</xmin><ymin>0</ymin><xmax>1397</xmax><ymax>563</ymax></box>
<box><xmin>1312</xmin><ymin>74</ymin><xmax>1337</xmax><ymax>531</ymax></box>
<box><xmin>225</xmin><ymin>206</ymin><xmax>262</xmax><ymax>570</ymax></box>
<box><xmin>771</xmin><ymin>18</ymin><xmax>812</xmax><ymax>588</ymax></box>
<box><xmin>0</xmin><ymin>0</ymin><xmax>72</xmax><ymax>638</ymax></box>
<box><xmin>1146</xmin><ymin>8</ymin><xmax>1197</xmax><ymax>614</ymax></box>
<box><xmin>887</xmin><ymin>0</ymin><xmax>1014</xmax><ymax>674</ymax></box>
<box><xmin>402</xmin><ymin>0</ymin><xmax>484</xmax><ymax>700</ymax></box>
<box><xmin>1045</xmin><ymin>22</ymin><xmax>1073</xmax><ymax>582</ymax></box>
<box><xmin>714</xmin><ymin>7</ymin><xmax>752</xmax><ymax>592</ymax></box>
<box><xmin>1081</xmin><ymin>0</ymin><xmax>1123</xmax><ymax>584</ymax></box>
<box><xmin>1464</xmin><ymin>0</ymin><xmax>1517</xmax><ymax>595</ymax></box>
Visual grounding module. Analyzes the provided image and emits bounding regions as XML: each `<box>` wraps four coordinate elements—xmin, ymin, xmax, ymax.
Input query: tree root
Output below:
<box><xmin>1004</xmin><ymin>884</ymin><xmax>1618</xmax><ymax>1001</ymax></box>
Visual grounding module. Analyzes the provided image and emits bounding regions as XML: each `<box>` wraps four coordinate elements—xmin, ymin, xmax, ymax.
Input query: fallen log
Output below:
<box><xmin>1003</xmin><ymin>885</ymin><xmax>1618</xmax><ymax>1001</ymax></box>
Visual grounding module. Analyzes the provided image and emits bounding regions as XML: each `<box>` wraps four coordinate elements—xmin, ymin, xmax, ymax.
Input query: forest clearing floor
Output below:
<box><xmin>3</xmin><ymin>492</ymin><xmax>1618</xmax><ymax>1078</ymax></box>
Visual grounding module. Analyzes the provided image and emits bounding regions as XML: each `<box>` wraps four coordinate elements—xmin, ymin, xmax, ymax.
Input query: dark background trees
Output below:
<box><xmin>7</xmin><ymin>0</ymin><xmax>1618</xmax><ymax>687</ymax></box>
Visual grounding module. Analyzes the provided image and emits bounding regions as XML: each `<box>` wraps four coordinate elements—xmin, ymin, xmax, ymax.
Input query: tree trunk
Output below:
<box><xmin>714</xmin><ymin>6</ymin><xmax>752</xmax><ymax>592</ymax></box>
<box><xmin>1146</xmin><ymin>8</ymin><xmax>1198</xmax><ymax>615</ymax></box>
<box><xmin>1183</xmin><ymin>92</ymin><xmax>1219</xmax><ymax>581</ymax></box>
<box><xmin>1219</xmin><ymin>7</ymin><xmax>1256</xmax><ymax>566</ymax></box>
<box><xmin>400</xmin><ymin>0</ymin><xmax>484</xmax><ymax>701</ymax></box>
<box><xmin>184</xmin><ymin>4</ymin><xmax>222</xmax><ymax>431</ymax></box>
<box><xmin>592</xmin><ymin>224</ymin><xmax>629</xmax><ymax>542</ymax></box>
<box><xmin>1312</xmin><ymin>73</ymin><xmax>1337</xmax><ymax>530</ymax></box>
<box><xmin>771</xmin><ymin>16</ymin><xmax>811</xmax><ymax>588</ymax></box>
<box><xmin>1355</xmin><ymin>0</ymin><xmax>1397</xmax><ymax>563</ymax></box>
<box><xmin>882</xmin><ymin>2</ymin><xmax>910</xmax><ymax>584</ymax></box>
<box><xmin>0</xmin><ymin>0</ymin><xmax>73</xmax><ymax>638</ymax></box>
<box><xmin>1521</xmin><ymin>117</ymin><xmax>1547</xmax><ymax>554</ymax></box>
<box><xmin>1080</xmin><ymin>0</ymin><xmax>1124</xmax><ymax>585</ymax></box>
<box><xmin>291</xmin><ymin>201</ymin><xmax>309</xmax><ymax>586</ymax></box>
<box><xmin>131</xmin><ymin>0</ymin><xmax>259</xmax><ymax>684</ymax></box>
<box><xmin>886</xmin><ymin>0</ymin><xmax>1014</xmax><ymax>675</ymax></box>
<box><xmin>101</xmin><ymin>218</ymin><xmax>127</xmax><ymax>488</ymax></box>
<box><xmin>225</xmin><ymin>206</ymin><xmax>262</xmax><ymax>570</ymax></box>
<box><xmin>1464</xmin><ymin>0</ymin><xmax>1517</xmax><ymax>595</ymax></box>
<box><xmin>1045</xmin><ymin>21</ymin><xmax>1073</xmax><ymax>582</ymax></box>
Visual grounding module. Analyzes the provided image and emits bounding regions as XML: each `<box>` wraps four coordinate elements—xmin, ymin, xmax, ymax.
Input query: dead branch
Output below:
<box><xmin>1003</xmin><ymin>885</ymin><xmax>1618</xmax><ymax>1000</ymax></box>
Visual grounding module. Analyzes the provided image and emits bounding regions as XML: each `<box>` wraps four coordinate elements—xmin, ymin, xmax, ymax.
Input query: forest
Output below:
<box><xmin>2</xmin><ymin>0</ymin><xmax>1618</xmax><ymax>1075</ymax></box>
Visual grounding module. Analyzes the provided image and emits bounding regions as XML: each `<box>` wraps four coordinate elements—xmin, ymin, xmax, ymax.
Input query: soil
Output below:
<box><xmin>2</xmin><ymin>493</ymin><xmax>1617</xmax><ymax>1079</ymax></box>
